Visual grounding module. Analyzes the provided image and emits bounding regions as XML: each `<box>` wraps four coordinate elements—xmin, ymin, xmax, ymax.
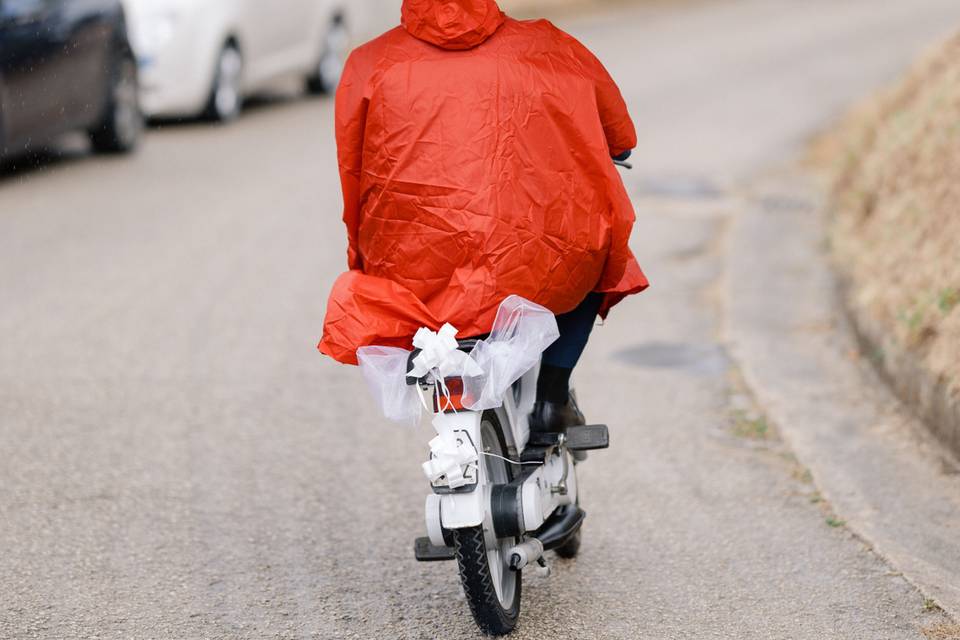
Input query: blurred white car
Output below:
<box><xmin>123</xmin><ymin>0</ymin><xmax>397</xmax><ymax>121</ymax></box>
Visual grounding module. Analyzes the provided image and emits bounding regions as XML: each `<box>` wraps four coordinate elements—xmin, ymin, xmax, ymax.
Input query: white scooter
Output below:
<box><xmin>409</xmin><ymin>336</ymin><xmax>609</xmax><ymax>635</ymax></box>
<box><xmin>362</xmin><ymin>157</ymin><xmax>631</xmax><ymax>636</ymax></box>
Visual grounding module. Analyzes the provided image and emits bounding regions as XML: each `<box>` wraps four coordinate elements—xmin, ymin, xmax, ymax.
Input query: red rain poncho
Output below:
<box><xmin>319</xmin><ymin>0</ymin><xmax>648</xmax><ymax>364</ymax></box>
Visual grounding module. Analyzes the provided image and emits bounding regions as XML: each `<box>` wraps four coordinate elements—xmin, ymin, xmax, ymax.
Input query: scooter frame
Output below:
<box><xmin>423</xmin><ymin>365</ymin><xmax>578</xmax><ymax>546</ymax></box>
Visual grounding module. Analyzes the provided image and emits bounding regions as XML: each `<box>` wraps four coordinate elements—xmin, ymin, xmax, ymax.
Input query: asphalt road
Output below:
<box><xmin>3</xmin><ymin>1</ymin><xmax>960</xmax><ymax>638</ymax></box>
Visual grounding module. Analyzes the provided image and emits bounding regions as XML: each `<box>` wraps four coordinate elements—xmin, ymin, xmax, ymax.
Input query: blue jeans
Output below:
<box><xmin>541</xmin><ymin>292</ymin><xmax>604</xmax><ymax>369</ymax></box>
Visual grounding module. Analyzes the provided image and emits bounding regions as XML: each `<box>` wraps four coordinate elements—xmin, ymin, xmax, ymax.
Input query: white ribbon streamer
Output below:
<box><xmin>357</xmin><ymin>296</ymin><xmax>559</xmax><ymax>423</ymax></box>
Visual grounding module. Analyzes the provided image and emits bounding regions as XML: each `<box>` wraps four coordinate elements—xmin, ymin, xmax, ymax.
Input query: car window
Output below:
<box><xmin>0</xmin><ymin>0</ymin><xmax>49</xmax><ymax>20</ymax></box>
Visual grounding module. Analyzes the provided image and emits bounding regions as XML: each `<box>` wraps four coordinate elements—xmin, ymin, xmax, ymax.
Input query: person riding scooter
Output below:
<box><xmin>318</xmin><ymin>0</ymin><xmax>648</xmax><ymax>432</ymax></box>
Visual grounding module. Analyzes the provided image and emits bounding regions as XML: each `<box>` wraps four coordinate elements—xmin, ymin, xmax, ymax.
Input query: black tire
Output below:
<box><xmin>453</xmin><ymin>526</ymin><xmax>521</xmax><ymax>636</ymax></box>
<box><xmin>305</xmin><ymin>17</ymin><xmax>349</xmax><ymax>95</ymax></box>
<box><xmin>89</xmin><ymin>54</ymin><xmax>142</xmax><ymax>154</ymax></box>
<box><xmin>452</xmin><ymin>412</ymin><xmax>521</xmax><ymax>636</ymax></box>
<box><xmin>553</xmin><ymin>526</ymin><xmax>582</xmax><ymax>559</ymax></box>
<box><xmin>203</xmin><ymin>44</ymin><xmax>243</xmax><ymax>122</ymax></box>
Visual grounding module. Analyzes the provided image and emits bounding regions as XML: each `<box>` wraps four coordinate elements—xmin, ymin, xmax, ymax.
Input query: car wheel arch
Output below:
<box><xmin>311</xmin><ymin>7</ymin><xmax>348</xmax><ymax>59</ymax></box>
<box><xmin>206</xmin><ymin>33</ymin><xmax>243</xmax><ymax>93</ymax></box>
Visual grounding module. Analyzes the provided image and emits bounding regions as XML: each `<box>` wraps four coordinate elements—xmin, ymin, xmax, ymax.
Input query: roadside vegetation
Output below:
<box><xmin>816</xmin><ymin>31</ymin><xmax>960</xmax><ymax>399</ymax></box>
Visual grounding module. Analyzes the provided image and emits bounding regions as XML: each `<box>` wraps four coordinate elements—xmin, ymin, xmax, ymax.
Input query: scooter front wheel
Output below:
<box><xmin>453</xmin><ymin>413</ymin><xmax>520</xmax><ymax>635</ymax></box>
<box><xmin>453</xmin><ymin>525</ymin><xmax>521</xmax><ymax>635</ymax></box>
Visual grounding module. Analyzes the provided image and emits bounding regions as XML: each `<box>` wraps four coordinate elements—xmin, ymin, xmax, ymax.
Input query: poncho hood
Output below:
<box><xmin>401</xmin><ymin>0</ymin><xmax>505</xmax><ymax>50</ymax></box>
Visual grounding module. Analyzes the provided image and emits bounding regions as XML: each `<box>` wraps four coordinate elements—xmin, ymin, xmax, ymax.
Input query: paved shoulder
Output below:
<box><xmin>725</xmin><ymin>171</ymin><xmax>960</xmax><ymax>618</ymax></box>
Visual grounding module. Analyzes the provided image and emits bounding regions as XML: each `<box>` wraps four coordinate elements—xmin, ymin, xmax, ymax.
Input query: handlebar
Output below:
<box><xmin>612</xmin><ymin>149</ymin><xmax>633</xmax><ymax>170</ymax></box>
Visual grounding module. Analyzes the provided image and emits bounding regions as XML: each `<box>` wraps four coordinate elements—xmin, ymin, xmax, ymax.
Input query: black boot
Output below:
<box><xmin>529</xmin><ymin>393</ymin><xmax>586</xmax><ymax>433</ymax></box>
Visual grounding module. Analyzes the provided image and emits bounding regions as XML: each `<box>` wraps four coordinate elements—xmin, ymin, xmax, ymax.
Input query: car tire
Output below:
<box><xmin>203</xmin><ymin>44</ymin><xmax>243</xmax><ymax>122</ymax></box>
<box><xmin>306</xmin><ymin>17</ymin><xmax>349</xmax><ymax>95</ymax></box>
<box><xmin>89</xmin><ymin>54</ymin><xmax>142</xmax><ymax>154</ymax></box>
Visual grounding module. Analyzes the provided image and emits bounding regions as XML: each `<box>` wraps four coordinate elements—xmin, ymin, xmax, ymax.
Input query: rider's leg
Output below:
<box><xmin>538</xmin><ymin>291</ymin><xmax>604</xmax><ymax>402</ymax></box>
<box><xmin>531</xmin><ymin>292</ymin><xmax>604</xmax><ymax>431</ymax></box>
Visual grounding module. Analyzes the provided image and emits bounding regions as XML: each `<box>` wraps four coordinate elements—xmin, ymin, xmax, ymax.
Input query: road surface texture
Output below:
<box><xmin>3</xmin><ymin>1</ymin><xmax>960</xmax><ymax>638</ymax></box>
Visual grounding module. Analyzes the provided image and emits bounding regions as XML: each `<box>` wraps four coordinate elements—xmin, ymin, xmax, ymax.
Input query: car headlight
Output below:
<box><xmin>133</xmin><ymin>10</ymin><xmax>181</xmax><ymax>60</ymax></box>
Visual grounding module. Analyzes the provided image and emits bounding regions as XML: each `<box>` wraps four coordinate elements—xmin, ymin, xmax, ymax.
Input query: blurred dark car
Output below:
<box><xmin>0</xmin><ymin>0</ymin><xmax>142</xmax><ymax>160</ymax></box>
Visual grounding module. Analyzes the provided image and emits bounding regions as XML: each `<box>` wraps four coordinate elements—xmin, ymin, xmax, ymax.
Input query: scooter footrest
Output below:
<box><xmin>565</xmin><ymin>424</ymin><xmax>609</xmax><ymax>451</ymax></box>
<box><xmin>414</xmin><ymin>537</ymin><xmax>456</xmax><ymax>562</ymax></box>
<box><xmin>527</xmin><ymin>431</ymin><xmax>562</xmax><ymax>447</ymax></box>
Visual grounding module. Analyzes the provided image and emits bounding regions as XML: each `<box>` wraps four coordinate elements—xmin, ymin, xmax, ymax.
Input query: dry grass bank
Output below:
<box><xmin>818</xmin><ymin>32</ymin><xmax>960</xmax><ymax>399</ymax></box>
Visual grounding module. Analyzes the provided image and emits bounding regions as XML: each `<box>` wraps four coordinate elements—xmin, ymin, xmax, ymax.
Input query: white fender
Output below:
<box><xmin>425</xmin><ymin>494</ymin><xmax>446</xmax><ymax>548</ymax></box>
<box><xmin>431</xmin><ymin>411</ymin><xmax>487</xmax><ymax>529</ymax></box>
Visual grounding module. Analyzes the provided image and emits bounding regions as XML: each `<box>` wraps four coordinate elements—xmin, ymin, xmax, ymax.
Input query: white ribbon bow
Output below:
<box><xmin>407</xmin><ymin>323</ymin><xmax>483</xmax><ymax>380</ymax></box>
<box><xmin>421</xmin><ymin>422</ymin><xmax>478</xmax><ymax>489</ymax></box>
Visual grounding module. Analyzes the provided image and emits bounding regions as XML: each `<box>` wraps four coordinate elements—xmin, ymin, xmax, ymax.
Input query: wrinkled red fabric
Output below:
<box><xmin>401</xmin><ymin>0</ymin><xmax>505</xmax><ymax>50</ymax></box>
<box><xmin>319</xmin><ymin>0</ymin><xmax>648</xmax><ymax>365</ymax></box>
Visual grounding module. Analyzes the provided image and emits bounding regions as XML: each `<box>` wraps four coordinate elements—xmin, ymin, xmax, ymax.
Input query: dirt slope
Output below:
<box><xmin>824</xmin><ymin>32</ymin><xmax>960</xmax><ymax>399</ymax></box>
